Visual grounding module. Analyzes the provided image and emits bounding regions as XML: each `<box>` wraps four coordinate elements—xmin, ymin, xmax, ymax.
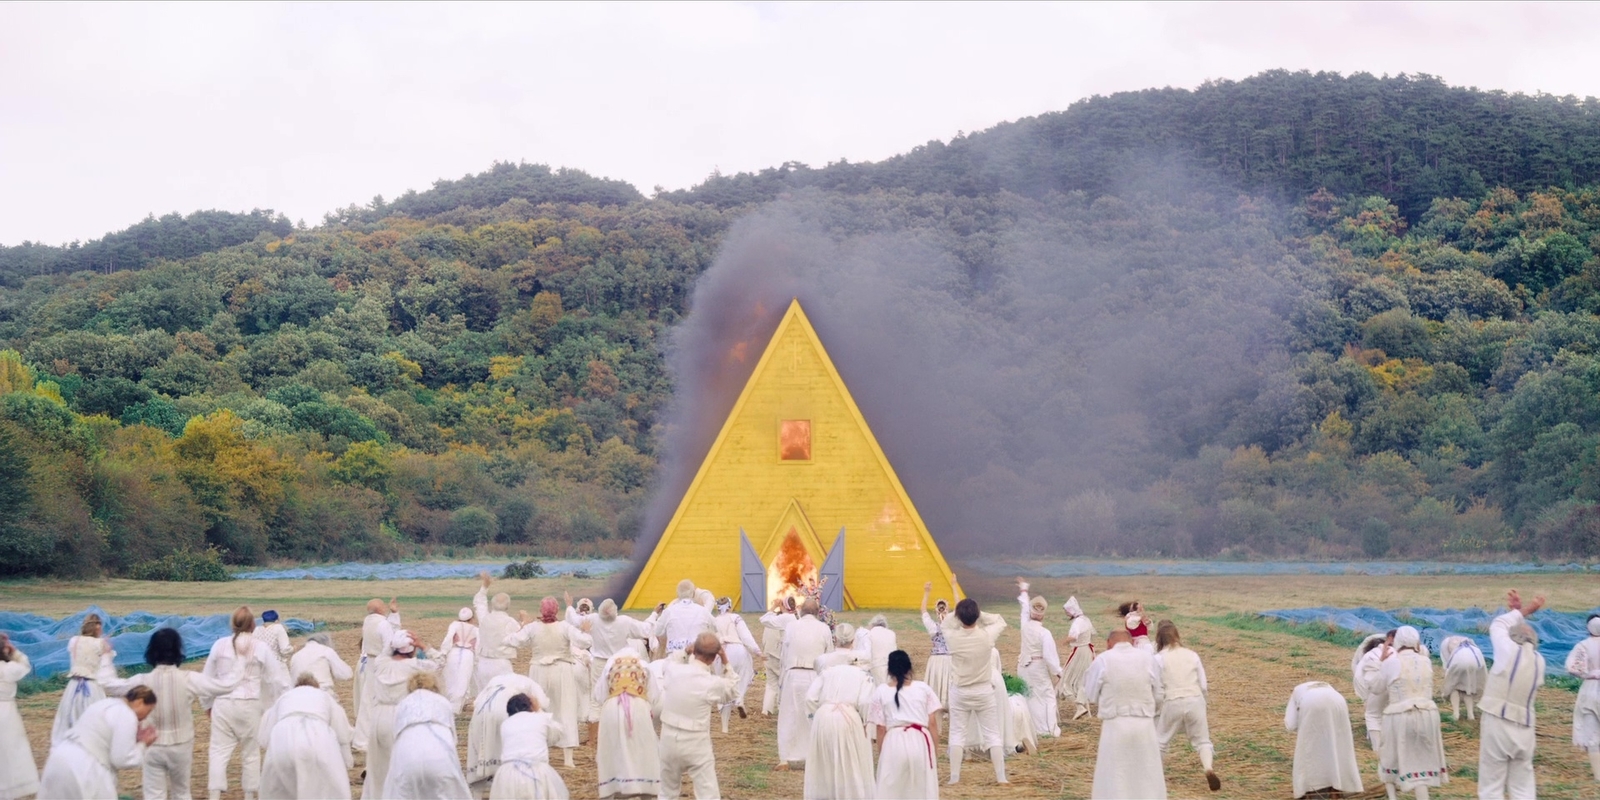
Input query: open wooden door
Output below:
<box><xmin>739</xmin><ymin>529</ymin><xmax>766</xmax><ymax>612</ymax></box>
<box><xmin>819</xmin><ymin>527</ymin><xmax>845</xmax><ymax>612</ymax></box>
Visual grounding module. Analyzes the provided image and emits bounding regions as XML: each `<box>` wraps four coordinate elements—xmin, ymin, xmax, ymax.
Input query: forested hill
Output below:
<box><xmin>4</xmin><ymin>69</ymin><xmax>1600</xmax><ymax>579</ymax></box>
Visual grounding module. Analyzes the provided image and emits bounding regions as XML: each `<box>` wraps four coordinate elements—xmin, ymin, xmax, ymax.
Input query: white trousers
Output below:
<box><xmin>209</xmin><ymin>697</ymin><xmax>263</xmax><ymax>796</ymax></box>
<box><xmin>947</xmin><ymin>683</ymin><xmax>1001</xmax><ymax>749</ymax></box>
<box><xmin>762</xmin><ymin>653</ymin><xmax>781</xmax><ymax>715</ymax></box>
<box><xmin>144</xmin><ymin>740</ymin><xmax>194</xmax><ymax>800</ymax></box>
<box><xmin>1478</xmin><ymin>714</ymin><xmax>1536</xmax><ymax>799</ymax></box>
<box><xmin>659</xmin><ymin>726</ymin><xmax>719</xmax><ymax>799</ymax></box>
<box><xmin>1156</xmin><ymin>695</ymin><xmax>1212</xmax><ymax>751</ymax></box>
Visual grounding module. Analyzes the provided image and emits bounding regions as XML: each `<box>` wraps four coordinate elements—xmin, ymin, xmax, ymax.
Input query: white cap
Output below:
<box><xmin>1590</xmin><ymin>617</ymin><xmax>1600</xmax><ymax>637</ymax></box>
<box><xmin>389</xmin><ymin>631</ymin><xmax>416</xmax><ymax>654</ymax></box>
<box><xmin>458</xmin><ymin>608</ymin><xmax>473</xmax><ymax>622</ymax></box>
<box><xmin>1394</xmin><ymin>626</ymin><xmax>1421</xmax><ymax>649</ymax></box>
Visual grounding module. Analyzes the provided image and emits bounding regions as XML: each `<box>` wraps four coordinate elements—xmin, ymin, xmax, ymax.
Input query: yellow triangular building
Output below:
<box><xmin>625</xmin><ymin>299</ymin><xmax>959</xmax><ymax>610</ymax></box>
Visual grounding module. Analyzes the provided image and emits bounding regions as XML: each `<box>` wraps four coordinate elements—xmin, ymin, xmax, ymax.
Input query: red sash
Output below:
<box><xmin>902</xmin><ymin>723</ymin><xmax>935</xmax><ymax>768</ymax></box>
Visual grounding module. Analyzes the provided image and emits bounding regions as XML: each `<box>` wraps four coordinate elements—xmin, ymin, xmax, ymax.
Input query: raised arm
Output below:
<box><xmin>978</xmin><ymin>611</ymin><xmax>1008</xmax><ymax>644</ymax></box>
<box><xmin>921</xmin><ymin>582</ymin><xmax>931</xmax><ymax>615</ymax></box>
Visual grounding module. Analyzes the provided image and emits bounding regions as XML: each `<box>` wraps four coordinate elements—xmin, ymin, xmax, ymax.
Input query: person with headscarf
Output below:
<box><xmin>1568</xmin><ymin>614</ymin><xmax>1600</xmax><ymax>783</ymax></box>
<box><xmin>1479</xmin><ymin>589</ymin><xmax>1548</xmax><ymax>799</ymax></box>
<box><xmin>253</xmin><ymin>610</ymin><xmax>293</xmax><ymax>703</ymax></box>
<box><xmin>361</xmin><ymin>629</ymin><xmax>442</xmax><ymax>800</ymax></box>
<box><xmin>202</xmin><ymin>605</ymin><xmax>291</xmax><ymax>800</ymax></box>
<box><xmin>711</xmin><ymin>595</ymin><xmax>762</xmax><ymax>730</ymax></box>
<box><xmin>466</xmin><ymin>672</ymin><xmax>551</xmax><ymax>793</ymax></box>
<box><xmin>586</xmin><ymin>599</ymin><xmax>653</xmax><ymax>726</ymax></box>
<box><xmin>654</xmin><ymin>579</ymin><xmax>715</xmax><ymax>657</ymax></box>
<box><xmin>592</xmin><ymin>648</ymin><xmax>659</xmax><ymax>799</ymax></box>
<box><xmin>778</xmin><ymin>597</ymin><xmax>835</xmax><ymax>768</ymax></box>
<box><xmin>803</xmin><ymin>643</ymin><xmax>875</xmax><ymax>800</ymax></box>
<box><xmin>384</xmin><ymin>672</ymin><xmax>471</xmax><ymax>800</ymax></box>
<box><xmin>1015</xmin><ymin>579</ymin><xmax>1063</xmax><ymax>738</ymax></box>
<box><xmin>918</xmin><ymin>584</ymin><xmax>953</xmax><ymax>720</ymax></box>
<box><xmin>941</xmin><ymin>588</ymin><xmax>1009</xmax><ymax>785</ymax></box>
<box><xmin>1377</xmin><ymin>625</ymin><xmax>1447</xmax><ymax>800</ymax></box>
<box><xmin>474</xmin><ymin>574</ymin><xmax>522</xmax><ymax>691</ymax></box>
<box><xmin>1285</xmin><ymin>680</ymin><xmax>1363</xmax><ymax>799</ymax></box>
<box><xmin>655</xmin><ymin>632</ymin><xmax>738</xmax><ymax>800</ymax></box>
<box><xmin>51</xmin><ymin>613</ymin><xmax>113</xmax><ymax>742</ymax></box>
<box><xmin>289</xmin><ymin>632</ymin><xmax>353</xmax><ymax>698</ymax></box>
<box><xmin>1082</xmin><ymin>629</ymin><xmax>1166</xmax><ymax>799</ymax></box>
<box><xmin>103</xmin><ymin>627</ymin><xmax>239</xmax><ymax>800</ymax></box>
<box><xmin>354</xmin><ymin>596</ymin><xmax>401</xmax><ymax>751</ymax></box>
<box><xmin>258</xmin><ymin>674</ymin><xmax>354</xmax><ymax>800</ymax></box>
<box><xmin>870</xmin><ymin>650</ymin><xmax>942</xmax><ymax>800</ymax></box>
<box><xmin>760</xmin><ymin>597</ymin><xmax>798</xmax><ymax>715</ymax></box>
<box><xmin>1060</xmin><ymin>596</ymin><xmax>1097</xmax><ymax>721</ymax></box>
<box><xmin>0</xmin><ymin>633</ymin><xmax>40</xmax><ymax>800</ymax></box>
<box><xmin>1118</xmin><ymin>601</ymin><xmax>1153</xmax><ymax>652</ymax></box>
<box><xmin>39</xmin><ymin>685</ymin><xmax>159</xmax><ymax>800</ymax></box>
<box><xmin>1438</xmin><ymin>635</ymin><xmax>1487</xmax><ymax>722</ymax></box>
<box><xmin>1352</xmin><ymin>630</ymin><xmax>1396</xmax><ymax>750</ymax></box>
<box><xmin>1153</xmin><ymin>620</ymin><xmax>1219</xmax><ymax>792</ymax></box>
<box><xmin>444</xmin><ymin>607</ymin><xmax>480</xmax><ymax>711</ymax></box>
<box><xmin>492</xmin><ymin>692</ymin><xmax>568</xmax><ymax>800</ymax></box>
<box><xmin>505</xmin><ymin>596</ymin><xmax>592</xmax><ymax>768</ymax></box>
<box><xmin>564</xmin><ymin>592</ymin><xmax>597</xmax><ymax>628</ymax></box>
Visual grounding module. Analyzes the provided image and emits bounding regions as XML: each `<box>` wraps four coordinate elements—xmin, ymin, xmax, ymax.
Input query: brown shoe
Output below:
<box><xmin>1206</xmin><ymin>771</ymin><xmax>1221</xmax><ymax>792</ymax></box>
<box><xmin>737</xmin><ymin>705</ymin><xmax>747</xmax><ymax>719</ymax></box>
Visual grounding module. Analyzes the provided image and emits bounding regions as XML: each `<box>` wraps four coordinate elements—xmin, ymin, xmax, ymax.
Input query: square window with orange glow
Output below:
<box><xmin>779</xmin><ymin>420</ymin><xmax>812</xmax><ymax>461</ymax></box>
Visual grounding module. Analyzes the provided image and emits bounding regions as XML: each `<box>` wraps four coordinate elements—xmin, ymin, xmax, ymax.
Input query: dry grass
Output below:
<box><xmin>5</xmin><ymin>570</ymin><xmax>1599</xmax><ymax>798</ymax></box>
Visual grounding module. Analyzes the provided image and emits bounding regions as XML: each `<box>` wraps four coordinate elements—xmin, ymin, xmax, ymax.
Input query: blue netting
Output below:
<box><xmin>233</xmin><ymin>559</ymin><xmax>627</xmax><ymax>581</ymax></box>
<box><xmin>0</xmin><ymin>606</ymin><xmax>314</xmax><ymax>680</ymax></box>
<box><xmin>976</xmin><ymin>559</ymin><xmax>1596</xmax><ymax>578</ymax></box>
<box><xmin>1259</xmin><ymin>606</ymin><xmax>1597</xmax><ymax>675</ymax></box>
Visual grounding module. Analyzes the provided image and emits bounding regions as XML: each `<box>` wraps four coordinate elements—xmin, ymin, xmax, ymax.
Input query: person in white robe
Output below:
<box><xmin>289</xmin><ymin>632</ymin><xmax>353</xmax><ymax>698</ymax></box>
<box><xmin>654</xmin><ymin>580</ymin><xmax>715</xmax><ymax>657</ymax></box>
<box><xmin>1377</xmin><ymin>625</ymin><xmax>1447</xmax><ymax>799</ymax></box>
<box><xmin>1060</xmin><ymin>596</ymin><xmax>1097</xmax><ymax>721</ymax></box>
<box><xmin>919</xmin><ymin>584</ymin><xmax>953</xmax><ymax>720</ymax></box>
<box><xmin>760</xmin><ymin>598</ymin><xmax>797</xmax><ymax>715</ymax></box>
<box><xmin>39</xmin><ymin>687</ymin><xmax>159</xmax><ymax>800</ymax></box>
<box><xmin>0</xmin><ymin>634</ymin><xmax>40</xmax><ymax>800</ymax></box>
<box><xmin>475</xmin><ymin>573</ymin><xmax>522</xmax><ymax>690</ymax></box>
<box><xmin>202</xmin><ymin>606</ymin><xmax>290</xmax><ymax>800</ymax></box>
<box><xmin>491</xmin><ymin>692</ymin><xmax>568</xmax><ymax>800</ymax></box>
<box><xmin>257</xmin><ymin>676</ymin><xmax>354</xmax><ymax>800</ymax></box>
<box><xmin>941</xmin><ymin>590</ymin><xmax>1009</xmax><ymax>785</ymax></box>
<box><xmin>570</xmin><ymin>623</ymin><xmax>596</xmax><ymax>735</ymax></box>
<box><xmin>383</xmin><ymin>673</ymin><xmax>472</xmax><ymax>800</ymax></box>
<box><xmin>870</xmin><ymin>650</ymin><xmax>942</xmax><ymax>800</ymax></box>
<box><xmin>1083</xmin><ymin>629</ymin><xmax>1166</xmax><ymax>800</ymax></box>
<box><xmin>1286</xmin><ymin>681</ymin><xmax>1363</xmax><ymax>799</ymax></box>
<box><xmin>361</xmin><ymin>630</ymin><xmax>443</xmax><ymax>800</ymax></box>
<box><xmin>1439</xmin><ymin>635</ymin><xmax>1487</xmax><ymax>722</ymax></box>
<box><xmin>253</xmin><ymin>610</ymin><xmax>293</xmax><ymax>709</ymax></box>
<box><xmin>592</xmin><ymin>649</ymin><xmax>659</xmax><ymax>799</ymax></box>
<box><xmin>712</xmin><ymin>596</ymin><xmax>762</xmax><ymax>730</ymax></box>
<box><xmin>1478</xmin><ymin>590</ymin><xmax>1547</xmax><ymax>799</ymax></box>
<box><xmin>999</xmin><ymin>649</ymin><xmax>1036</xmax><ymax>757</ymax></box>
<box><xmin>1153</xmin><ymin>620</ymin><xmax>1219</xmax><ymax>792</ymax></box>
<box><xmin>587</xmin><ymin>599</ymin><xmax>653</xmax><ymax>726</ymax></box>
<box><xmin>1567</xmin><ymin>615</ymin><xmax>1600</xmax><ymax>783</ymax></box>
<box><xmin>467</xmin><ymin>673</ymin><xmax>552</xmax><ymax>792</ymax></box>
<box><xmin>655</xmin><ymin>633</ymin><xmax>738</xmax><ymax>800</ymax></box>
<box><xmin>505</xmin><ymin>596</ymin><xmax>592</xmax><ymax>768</ymax></box>
<box><xmin>445</xmin><ymin>607</ymin><xmax>481</xmax><ymax>711</ymax></box>
<box><xmin>1015</xmin><ymin>581</ymin><xmax>1063</xmax><ymax>738</ymax></box>
<box><xmin>778</xmin><ymin>598</ymin><xmax>834</xmax><ymax>767</ymax></box>
<box><xmin>354</xmin><ymin>596</ymin><xmax>401</xmax><ymax>751</ymax></box>
<box><xmin>803</xmin><ymin>649</ymin><xmax>875</xmax><ymax>800</ymax></box>
<box><xmin>1353</xmin><ymin>630</ymin><xmax>1395</xmax><ymax>750</ymax></box>
<box><xmin>103</xmin><ymin>627</ymin><xmax>239</xmax><ymax>800</ymax></box>
<box><xmin>51</xmin><ymin>613</ymin><xmax>113</xmax><ymax>742</ymax></box>
<box><xmin>861</xmin><ymin>615</ymin><xmax>898</xmax><ymax>687</ymax></box>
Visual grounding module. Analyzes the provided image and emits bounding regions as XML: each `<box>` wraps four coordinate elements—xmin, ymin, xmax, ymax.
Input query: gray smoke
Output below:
<box><xmin>610</xmin><ymin>186</ymin><xmax>1307</xmax><ymax>597</ymax></box>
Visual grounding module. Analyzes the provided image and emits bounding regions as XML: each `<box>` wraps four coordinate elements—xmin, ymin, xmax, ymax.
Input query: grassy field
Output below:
<box><xmin>4</xmin><ymin>569</ymin><xmax>1598</xmax><ymax>798</ymax></box>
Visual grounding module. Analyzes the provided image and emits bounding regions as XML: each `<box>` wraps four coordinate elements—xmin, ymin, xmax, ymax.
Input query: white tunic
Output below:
<box><xmin>443</xmin><ymin>620</ymin><xmax>480</xmax><ymax>708</ymax></box>
<box><xmin>778</xmin><ymin>615</ymin><xmax>834</xmax><ymax>763</ymax></box>
<box><xmin>1083</xmin><ymin>642</ymin><xmax>1167</xmax><ymax>799</ymax></box>
<box><xmin>289</xmin><ymin>639</ymin><xmax>354</xmax><ymax>694</ymax></box>
<box><xmin>104</xmin><ymin>662</ymin><xmax>237</xmax><ymax>746</ymax></box>
<box><xmin>51</xmin><ymin>635</ymin><xmax>111</xmax><ymax>742</ymax></box>
<box><xmin>467</xmin><ymin>673</ymin><xmax>551</xmax><ymax>786</ymax></box>
<box><xmin>1440</xmin><ymin>636</ymin><xmax>1487</xmax><ymax>699</ymax></box>
<box><xmin>869</xmin><ymin>681</ymin><xmax>942</xmax><ymax>800</ymax></box>
<box><xmin>592</xmin><ymin>652</ymin><xmax>659</xmax><ymax>799</ymax></box>
<box><xmin>474</xmin><ymin>589</ymin><xmax>523</xmax><ymax>663</ymax></box>
<box><xmin>1377</xmin><ymin>650</ymin><xmax>1447</xmax><ymax>790</ymax></box>
<box><xmin>1017</xmin><ymin>591</ymin><xmax>1063</xmax><ymax>736</ymax></box>
<box><xmin>491</xmin><ymin>712</ymin><xmax>569</xmax><ymax>800</ymax></box>
<box><xmin>863</xmin><ymin>626</ymin><xmax>897</xmax><ymax>685</ymax></box>
<box><xmin>1567</xmin><ymin>636</ymin><xmax>1600</xmax><ymax>749</ymax></box>
<box><xmin>505</xmin><ymin>620</ymin><xmax>591</xmax><ymax>749</ymax></box>
<box><xmin>384</xmin><ymin>689</ymin><xmax>471</xmax><ymax>800</ymax></box>
<box><xmin>361</xmin><ymin>653</ymin><xmax>442</xmax><ymax>800</ymax></box>
<box><xmin>0</xmin><ymin>652</ymin><xmax>39</xmax><ymax>800</ymax></box>
<box><xmin>920</xmin><ymin>612</ymin><xmax>953</xmax><ymax>708</ymax></box>
<box><xmin>1285</xmin><ymin>681</ymin><xmax>1363</xmax><ymax>798</ymax></box>
<box><xmin>803</xmin><ymin>662</ymin><xmax>875</xmax><ymax>800</ymax></box>
<box><xmin>38</xmin><ymin>698</ymin><xmax>146</xmax><ymax>800</ymax></box>
<box><xmin>654</xmin><ymin>599</ymin><xmax>714</xmax><ymax>653</ymax></box>
<box><xmin>258</xmin><ymin>684</ymin><xmax>353</xmax><ymax>800</ymax></box>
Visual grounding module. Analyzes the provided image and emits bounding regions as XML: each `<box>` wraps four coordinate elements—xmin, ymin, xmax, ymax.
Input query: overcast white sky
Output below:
<box><xmin>4</xmin><ymin>2</ymin><xmax>1600</xmax><ymax>246</ymax></box>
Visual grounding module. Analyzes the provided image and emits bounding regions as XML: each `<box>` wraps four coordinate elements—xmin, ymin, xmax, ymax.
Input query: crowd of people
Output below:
<box><xmin>0</xmin><ymin>577</ymin><xmax>1596</xmax><ymax>799</ymax></box>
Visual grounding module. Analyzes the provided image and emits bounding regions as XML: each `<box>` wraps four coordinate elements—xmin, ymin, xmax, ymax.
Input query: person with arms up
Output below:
<box><xmin>655</xmin><ymin>580</ymin><xmax>715</xmax><ymax>657</ymax></box>
<box><xmin>1082</xmin><ymin>629</ymin><xmax>1166</xmax><ymax>800</ymax></box>
<box><xmin>940</xmin><ymin>579</ymin><xmax>1009</xmax><ymax>786</ymax></box>
<box><xmin>919</xmin><ymin>584</ymin><xmax>953</xmax><ymax>721</ymax></box>
<box><xmin>777</xmin><ymin>597</ymin><xmax>834</xmax><ymax>769</ymax></box>
<box><xmin>1478</xmin><ymin>589</ymin><xmax>1547</xmax><ymax>799</ymax></box>
<box><xmin>1285</xmin><ymin>680</ymin><xmax>1363</xmax><ymax>799</ymax></box>
<box><xmin>1153</xmin><ymin>620</ymin><xmax>1220</xmax><ymax>792</ymax></box>
<box><xmin>103</xmin><ymin>627</ymin><xmax>239</xmax><ymax>800</ymax></box>
<box><xmin>1015</xmin><ymin>579</ymin><xmax>1063</xmax><ymax>738</ymax></box>
<box><xmin>475</xmin><ymin>573</ymin><xmax>523</xmax><ymax>686</ymax></box>
<box><xmin>39</xmin><ymin>686</ymin><xmax>159</xmax><ymax>800</ymax></box>
<box><xmin>655</xmin><ymin>632</ymin><xmax>739</xmax><ymax>800</ymax></box>
<box><xmin>202</xmin><ymin>606</ymin><xmax>290</xmax><ymax>800</ymax></box>
<box><xmin>257</xmin><ymin>674</ymin><xmax>354</xmax><ymax>800</ymax></box>
<box><xmin>505</xmin><ymin>596</ymin><xmax>593</xmax><ymax>768</ymax></box>
<box><xmin>586</xmin><ymin>599</ymin><xmax>653</xmax><ymax>726</ymax></box>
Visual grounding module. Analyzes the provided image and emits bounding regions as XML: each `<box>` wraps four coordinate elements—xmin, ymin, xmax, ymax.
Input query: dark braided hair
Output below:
<box><xmin>887</xmin><ymin>650</ymin><xmax>912</xmax><ymax>708</ymax></box>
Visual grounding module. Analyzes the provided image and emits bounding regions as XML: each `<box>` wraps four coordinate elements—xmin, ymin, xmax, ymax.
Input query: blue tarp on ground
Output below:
<box><xmin>976</xmin><ymin>560</ymin><xmax>1596</xmax><ymax>578</ymax></box>
<box><xmin>0</xmin><ymin>606</ymin><xmax>315</xmax><ymax>679</ymax></box>
<box><xmin>233</xmin><ymin>559</ymin><xmax>627</xmax><ymax>581</ymax></box>
<box><xmin>1259</xmin><ymin>606</ymin><xmax>1599</xmax><ymax>676</ymax></box>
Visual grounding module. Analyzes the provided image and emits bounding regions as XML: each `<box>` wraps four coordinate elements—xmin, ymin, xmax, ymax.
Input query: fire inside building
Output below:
<box><xmin>624</xmin><ymin>299</ymin><xmax>959</xmax><ymax>611</ymax></box>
